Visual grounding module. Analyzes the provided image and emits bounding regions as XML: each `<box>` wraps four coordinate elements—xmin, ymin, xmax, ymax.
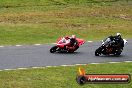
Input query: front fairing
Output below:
<box><xmin>102</xmin><ymin>38</ymin><xmax>111</xmax><ymax>46</ymax></box>
<box><xmin>76</xmin><ymin>38</ymin><xmax>85</xmax><ymax>46</ymax></box>
<box><xmin>56</xmin><ymin>37</ymin><xmax>70</xmax><ymax>48</ymax></box>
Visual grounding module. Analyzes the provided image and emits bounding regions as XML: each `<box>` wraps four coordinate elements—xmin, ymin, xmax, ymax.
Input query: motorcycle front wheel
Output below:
<box><xmin>114</xmin><ymin>49</ymin><xmax>122</xmax><ymax>56</ymax></box>
<box><xmin>95</xmin><ymin>47</ymin><xmax>102</xmax><ymax>56</ymax></box>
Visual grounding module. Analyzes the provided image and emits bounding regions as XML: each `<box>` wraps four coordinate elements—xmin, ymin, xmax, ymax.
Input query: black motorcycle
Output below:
<box><xmin>95</xmin><ymin>38</ymin><xmax>124</xmax><ymax>56</ymax></box>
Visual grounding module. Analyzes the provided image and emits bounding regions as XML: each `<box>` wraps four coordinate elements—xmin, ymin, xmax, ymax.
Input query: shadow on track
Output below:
<box><xmin>95</xmin><ymin>55</ymin><xmax>126</xmax><ymax>58</ymax></box>
<box><xmin>50</xmin><ymin>51</ymin><xmax>84</xmax><ymax>55</ymax></box>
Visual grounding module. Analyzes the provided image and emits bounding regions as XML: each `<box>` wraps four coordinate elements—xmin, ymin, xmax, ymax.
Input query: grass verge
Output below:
<box><xmin>0</xmin><ymin>62</ymin><xmax>132</xmax><ymax>88</ymax></box>
<box><xmin>0</xmin><ymin>0</ymin><xmax>132</xmax><ymax>45</ymax></box>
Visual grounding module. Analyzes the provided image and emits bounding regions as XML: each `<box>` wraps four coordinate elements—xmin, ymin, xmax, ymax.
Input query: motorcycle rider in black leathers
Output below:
<box><xmin>107</xmin><ymin>33</ymin><xmax>124</xmax><ymax>50</ymax></box>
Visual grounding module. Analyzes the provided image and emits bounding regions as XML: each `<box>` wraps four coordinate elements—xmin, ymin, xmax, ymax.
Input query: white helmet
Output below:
<box><xmin>116</xmin><ymin>33</ymin><xmax>121</xmax><ymax>38</ymax></box>
<box><xmin>72</xmin><ymin>35</ymin><xmax>76</xmax><ymax>39</ymax></box>
<box><xmin>116</xmin><ymin>33</ymin><xmax>121</xmax><ymax>36</ymax></box>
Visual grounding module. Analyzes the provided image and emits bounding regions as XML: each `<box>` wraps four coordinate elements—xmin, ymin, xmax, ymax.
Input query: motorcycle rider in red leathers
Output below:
<box><xmin>61</xmin><ymin>35</ymin><xmax>79</xmax><ymax>52</ymax></box>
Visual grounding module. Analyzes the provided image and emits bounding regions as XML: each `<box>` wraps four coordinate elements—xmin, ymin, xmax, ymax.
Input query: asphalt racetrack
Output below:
<box><xmin>0</xmin><ymin>40</ymin><xmax>132</xmax><ymax>70</ymax></box>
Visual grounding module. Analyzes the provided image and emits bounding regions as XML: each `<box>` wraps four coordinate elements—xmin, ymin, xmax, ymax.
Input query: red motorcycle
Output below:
<box><xmin>50</xmin><ymin>37</ymin><xmax>85</xmax><ymax>53</ymax></box>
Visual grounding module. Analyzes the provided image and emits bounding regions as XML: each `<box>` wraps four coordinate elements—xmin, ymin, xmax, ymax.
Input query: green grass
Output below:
<box><xmin>0</xmin><ymin>0</ymin><xmax>132</xmax><ymax>45</ymax></box>
<box><xmin>0</xmin><ymin>62</ymin><xmax>131</xmax><ymax>88</ymax></box>
<box><xmin>0</xmin><ymin>23</ymin><xmax>131</xmax><ymax>45</ymax></box>
<box><xmin>0</xmin><ymin>1</ymin><xmax>131</xmax><ymax>88</ymax></box>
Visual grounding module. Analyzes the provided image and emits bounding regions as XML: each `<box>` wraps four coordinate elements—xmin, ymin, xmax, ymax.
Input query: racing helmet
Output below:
<box><xmin>71</xmin><ymin>35</ymin><xmax>76</xmax><ymax>39</ymax></box>
<box><xmin>116</xmin><ymin>33</ymin><xmax>121</xmax><ymax>38</ymax></box>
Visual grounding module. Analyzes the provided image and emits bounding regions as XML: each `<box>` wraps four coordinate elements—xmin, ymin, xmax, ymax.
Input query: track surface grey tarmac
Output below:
<box><xmin>0</xmin><ymin>40</ymin><xmax>132</xmax><ymax>70</ymax></box>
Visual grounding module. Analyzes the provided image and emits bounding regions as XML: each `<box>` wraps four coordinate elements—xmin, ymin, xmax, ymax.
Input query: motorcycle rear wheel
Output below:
<box><xmin>50</xmin><ymin>46</ymin><xmax>58</xmax><ymax>53</ymax></box>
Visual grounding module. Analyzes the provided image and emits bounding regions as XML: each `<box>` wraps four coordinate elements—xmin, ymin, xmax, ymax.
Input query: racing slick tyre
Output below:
<box><xmin>68</xmin><ymin>45</ymin><xmax>79</xmax><ymax>53</ymax></box>
<box><xmin>76</xmin><ymin>76</ymin><xmax>86</xmax><ymax>85</ymax></box>
<box><xmin>95</xmin><ymin>47</ymin><xmax>102</xmax><ymax>56</ymax></box>
<box><xmin>50</xmin><ymin>46</ymin><xmax>58</xmax><ymax>53</ymax></box>
<box><xmin>68</xmin><ymin>50</ymin><xmax>74</xmax><ymax>53</ymax></box>
<box><xmin>114</xmin><ymin>49</ymin><xmax>121</xmax><ymax>56</ymax></box>
<box><xmin>74</xmin><ymin>45</ymin><xmax>79</xmax><ymax>51</ymax></box>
